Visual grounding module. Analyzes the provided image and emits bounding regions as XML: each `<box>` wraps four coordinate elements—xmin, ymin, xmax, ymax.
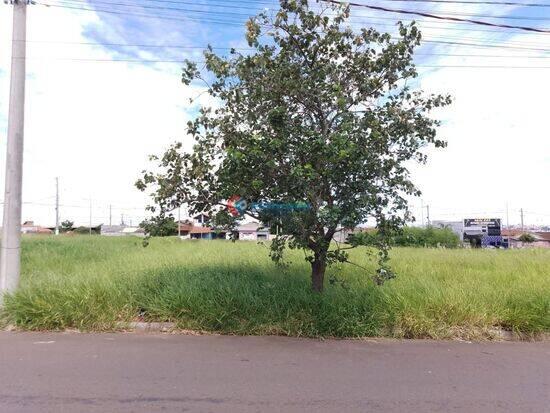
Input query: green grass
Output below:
<box><xmin>1</xmin><ymin>235</ymin><xmax>549</xmax><ymax>339</ymax></box>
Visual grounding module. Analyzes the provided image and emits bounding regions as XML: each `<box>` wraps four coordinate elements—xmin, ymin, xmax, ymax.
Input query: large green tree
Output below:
<box><xmin>137</xmin><ymin>0</ymin><xmax>451</xmax><ymax>292</ymax></box>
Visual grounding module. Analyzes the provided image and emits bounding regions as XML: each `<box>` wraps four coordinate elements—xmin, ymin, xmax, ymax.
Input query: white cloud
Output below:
<box><xmin>0</xmin><ymin>5</ymin><xmax>205</xmax><ymax>226</ymax></box>
<box><xmin>413</xmin><ymin>37</ymin><xmax>550</xmax><ymax>225</ymax></box>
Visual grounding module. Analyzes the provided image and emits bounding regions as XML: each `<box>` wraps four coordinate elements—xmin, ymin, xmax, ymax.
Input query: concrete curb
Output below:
<box><xmin>115</xmin><ymin>322</ymin><xmax>176</xmax><ymax>332</ymax></box>
<box><xmin>3</xmin><ymin>324</ymin><xmax>547</xmax><ymax>341</ymax></box>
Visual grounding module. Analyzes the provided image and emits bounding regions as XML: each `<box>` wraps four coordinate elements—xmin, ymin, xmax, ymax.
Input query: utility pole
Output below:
<box><xmin>1</xmin><ymin>0</ymin><xmax>28</xmax><ymax>301</ymax></box>
<box><xmin>109</xmin><ymin>205</ymin><xmax>112</xmax><ymax>226</ymax></box>
<box><xmin>89</xmin><ymin>199</ymin><xmax>92</xmax><ymax>235</ymax></box>
<box><xmin>426</xmin><ymin>205</ymin><xmax>431</xmax><ymax>227</ymax></box>
<box><xmin>520</xmin><ymin>208</ymin><xmax>524</xmax><ymax>232</ymax></box>
<box><xmin>178</xmin><ymin>207</ymin><xmax>181</xmax><ymax>238</ymax></box>
<box><xmin>55</xmin><ymin>177</ymin><xmax>59</xmax><ymax>235</ymax></box>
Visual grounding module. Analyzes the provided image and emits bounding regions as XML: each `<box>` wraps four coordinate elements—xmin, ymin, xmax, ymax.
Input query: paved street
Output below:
<box><xmin>0</xmin><ymin>332</ymin><xmax>548</xmax><ymax>412</ymax></box>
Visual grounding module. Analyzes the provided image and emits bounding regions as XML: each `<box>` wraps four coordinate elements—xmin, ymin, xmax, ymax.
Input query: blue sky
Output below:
<box><xmin>0</xmin><ymin>0</ymin><xmax>549</xmax><ymax>227</ymax></box>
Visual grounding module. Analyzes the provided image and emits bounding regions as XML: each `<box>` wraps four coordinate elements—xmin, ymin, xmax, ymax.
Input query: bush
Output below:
<box><xmin>351</xmin><ymin>226</ymin><xmax>460</xmax><ymax>248</ymax></box>
<box><xmin>393</xmin><ymin>226</ymin><xmax>460</xmax><ymax>248</ymax></box>
<box><xmin>139</xmin><ymin>216</ymin><xmax>178</xmax><ymax>237</ymax></box>
<box><xmin>519</xmin><ymin>233</ymin><xmax>536</xmax><ymax>243</ymax></box>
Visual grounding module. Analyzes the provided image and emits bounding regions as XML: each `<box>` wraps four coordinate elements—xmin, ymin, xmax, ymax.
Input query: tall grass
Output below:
<box><xmin>2</xmin><ymin>235</ymin><xmax>548</xmax><ymax>339</ymax></box>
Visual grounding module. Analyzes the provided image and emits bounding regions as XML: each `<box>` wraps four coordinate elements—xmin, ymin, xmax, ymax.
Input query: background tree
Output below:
<box><xmin>518</xmin><ymin>233</ymin><xmax>536</xmax><ymax>243</ymax></box>
<box><xmin>350</xmin><ymin>227</ymin><xmax>460</xmax><ymax>249</ymax></box>
<box><xmin>139</xmin><ymin>216</ymin><xmax>178</xmax><ymax>237</ymax></box>
<box><xmin>137</xmin><ymin>0</ymin><xmax>451</xmax><ymax>292</ymax></box>
<box><xmin>60</xmin><ymin>220</ymin><xmax>74</xmax><ymax>233</ymax></box>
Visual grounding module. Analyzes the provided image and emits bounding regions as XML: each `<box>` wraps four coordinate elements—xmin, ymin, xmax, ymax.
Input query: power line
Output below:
<box><xmin>18</xmin><ymin>38</ymin><xmax>550</xmax><ymax>55</ymax></box>
<box><xmin>27</xmin><ymin>1</ymin><xmax>550</xmax><ymax>66</ymax></box>
<box><xmin>421</xmin><ymin>39</ymin><xmax>550</xmax><ymax>52</ymax></box>
<box><xmin>19</xmin><ymin>32</ymin><xmax>550</xmax><ymax>49</ymax></box>
<box><xmin>375</xmin><ymin>0</ymin><xmax>550</xmax><ymax>6</ymax></box>
<box><xmin>54</xmin><ymin>0</ymin><xmax>257</xmax><ymax>19</ymax></box>
<box><xmin>21</xmin><ymin>34</ymin><xmax>550</xmax><ymax>50</ymax></box>
<box><xmin>36</xmin><ymin>1</ymin><xmax>550</xmax><ymax>52</ymax></box>
<box><xmin>36</xmin><ymin>2</ymin><xmax>246</xmax><ymax>26</ymax></box>
<box><xmin>21</xmin><ymin>51</ymin><xmax>550</xmax><ymax>60</ymax></box>
<box><xmin>21</xmin><ymin>40</ymin><xmax>252</xmax><ymax>50</ymax></box>
<box><xmin>419</xmin><ymin>64</ymin><xmax>550</xmax><ymax>67</ymax></box>
<box><xmin>321</xmin><ymin>0</ymin><xmax>550</xmax><ymax>33</ymax></box>
<box><xmin>15</xmin><ymin>56</ymin><xmax>550</xmax><ymax>68</ymax></box>
<box><xmin>346</xmin><ymin>12</ymin><xmax>550</xmax><ymax>36</ymax></box>
<box><xmin>41</xmin><ymin>0</ymin><xmax>550</xmax><ymax>36</ymax></box>
<box><xmin>56</xmin><ymin>0</ymin><xmax>550</xmax><ymax>18</ymax></box>
<box><xmin>144</xmin><ymin>0</ymin><xmax>550</xmax><ymax>8</ymax></box>
<box><xmin>19</xmin><ymin>29</ymin><xmax>550</xmax><ymax>54</ymax></box>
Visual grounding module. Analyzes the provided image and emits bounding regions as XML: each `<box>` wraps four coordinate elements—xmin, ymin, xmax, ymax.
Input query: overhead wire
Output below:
<box><xmin>321</xmin><ymin>0</ymin><xmax>550</xmax><ymax>32</ymax></box>
<box><xmin>44</xmin><ymin>0</ymin><xmax>550</xmax><ymax>36</ymax></box>
<box><xmin>28</xmin><ymin>0</ymin><xmax>550</xmax><ymax>68</ymax></box>
<box><xmin>361</xmin><ymin>0</ymin><xmax>550</xmax><ymax>6</ymax></box>
<box><xmin>36</xmin><ymin>2</ymin><xmax>247</xmax><ymax>26</ymax></box>
<box><xmin>34</xmin><ymin>2</ymin><xmax>550</xmax><ymax>50</ymax></box>
<box><xmin>16</xmin><ymin>56</ymin><xmax>550</xmax><ymax>68</ymax></box>
<box><xmin>39</xmin><ymin>0</ymin><xmax>550</xmax><ymax>46</ymax></box>
<box><xmin>143</xmin><ymin>0</ymin><xmax>550</xmax><ymax>8</ymax></box>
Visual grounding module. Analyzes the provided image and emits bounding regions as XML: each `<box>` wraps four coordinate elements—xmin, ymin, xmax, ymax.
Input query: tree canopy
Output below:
<box><xmin>518</xmin><ymin>233</ymin><xmax>536</xmax><ymax>243</ymax></box>
<box><xmin>60</xmin><ymin>220</ymin><xmax>74</xmax><ymax>233</ymax></box>
<box><xmin>137</xmin><ymin>0</ymin><xmax>451</xmax><ymax>292</ymax></box>
<box><xmin>139</xmin><ymin>216</ymin><xmax>179</xmax><ymax>237</ymax></box>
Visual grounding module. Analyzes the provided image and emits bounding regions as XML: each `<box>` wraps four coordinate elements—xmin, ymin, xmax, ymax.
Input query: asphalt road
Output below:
<box><xmin>0</xmin><ymin>332</ymin><xmax>548</xmax><ymax>413</ymax></box>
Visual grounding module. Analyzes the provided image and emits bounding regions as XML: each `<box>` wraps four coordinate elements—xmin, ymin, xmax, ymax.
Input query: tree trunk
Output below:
<box><xmin>311</xmin><ymin>256</ymin><xmax>326</xmax><ymax>293</ymax></box>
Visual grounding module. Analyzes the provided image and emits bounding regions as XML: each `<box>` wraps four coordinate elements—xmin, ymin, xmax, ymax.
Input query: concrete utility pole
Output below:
<box><xmin>55</xmin><ymin>177</ymin><xmax>59</xmax><ymax>235</ymax></box>
<box><xmin>178</xmin><ymin>207</ymin><xmax>181</xmax><ymax>238</ymax></box>
<box><xmin>520</xmin><ymin>208</ymin><xmax>524</xmax><ymax>232</ymax></box>
<box><xmin>89</xmin><ymin>199</ymin><xmax>92</xmax><ymax>235</ymax></box>
<box><xmin>109</xmin><ymin>205</ymin><xmax>112</xmax><ymax>226</ymax></box>
<box><xmin>426</xmin><ymin>205</ymin><xmax>431</xmax><ymax>227</ymax></box>
<box><xmin>1</xmin><ymin>0</ymin><xmax>28</xmax><ymax>301</ymax></box>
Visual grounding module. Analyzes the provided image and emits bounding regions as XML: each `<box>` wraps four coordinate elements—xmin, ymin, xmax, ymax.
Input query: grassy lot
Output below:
<box><xmin>1</xmin><ymin>235</ymin><xmax>548</xmax><ymax>339</ymax></box>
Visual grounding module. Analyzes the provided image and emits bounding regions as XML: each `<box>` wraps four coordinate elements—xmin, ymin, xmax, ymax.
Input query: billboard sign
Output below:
<box><xmin>463</xmin><ymin>218</ymin><xmax>502</xmax><ymax>237</ymax></box>
<box><xmin>464</xmin><ymin>218</ymin><xmax>501</xmax><ymax>228</ymax></box>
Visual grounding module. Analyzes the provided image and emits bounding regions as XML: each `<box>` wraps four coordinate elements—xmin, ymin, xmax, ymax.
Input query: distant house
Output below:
<box><xmin>101</xmin><ymin>225</ymin><xmax>126</xmax><ymax>236</ymax></box>
<box><xmin>177</xmin><ymin>220</ymin><xmax>226</xmax><ymax>240</ymax></box>
<box><xmin>190</xmin><ymin>226</ymin><xmax>214</xmax><ymax>240</ymax></box>
<box><xmin>235</xmin><ymin>223</ymin><xmax>271</xmax><ymax>241</ymax></box>
<box><xmin>21</xmin><ymin>221</ymin><xmax>53</xmax><ymax>234</ymax></box>
<box><xmin>121</xmin><ymin>227</ymin><xmax>146</xmax><ymax>236</ymax></box>
<box><xmin>177</xmin><ymin>221</ymin><xmax>194</xmax><ymax>238</ymax></box>
<box><xmin>193</xmin><ymin>214</ymin><xmax>210</xmax><ymax>226</ymax></box>
<box><xmin>501</xmin><ymin>229</ymin><xmax>550</xmax><ymax>248</ymax></box>
<box><xmin>101</xmin><ymin>225</ymin><xmax>145</xmax><ymax>237</ymax></box>
<box><xmin>332</xmin><ymin>227</ymin><xmax>367</xmax><ymax>244</ymax></box>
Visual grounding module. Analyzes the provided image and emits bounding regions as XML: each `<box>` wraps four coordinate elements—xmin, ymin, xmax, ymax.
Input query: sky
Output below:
<box><xmin>0</xmin><ymin>0</ymin><xmax>549</xmax><ymax>227</ymax></box>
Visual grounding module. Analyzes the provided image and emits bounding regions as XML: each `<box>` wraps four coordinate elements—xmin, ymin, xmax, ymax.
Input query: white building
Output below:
<box><xmin>431</xmin><ymin>220</ymin><xmax>464</xmax><ymax>241</ymax></box>
<box><xmin>236</xmin><ymin>222</ymin><xmax>271</xmax><ymax>241</ymax></box>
